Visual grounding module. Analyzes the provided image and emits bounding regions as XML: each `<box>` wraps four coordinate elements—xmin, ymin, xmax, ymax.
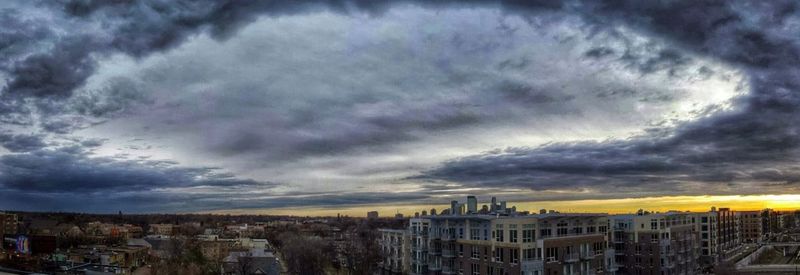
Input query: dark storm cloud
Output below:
<box><xmin>0</xmin><ymin>147</ymin><xmax>271</xmax><ymax>193</ymax></box>
<box><xmin>1</xmin><ymin>0</ymin><xmax>798</xmax><ymax>212</ymax></box>
<box><xmin>420</xmin><ymin>0</ymin><xmax>800</xmax><ymax>194</ymax></box>
<box><xmin>0</xmin><ymin>132</ymin><xmax>47</xmax><ymax>152</ymax></box>
<box><xmin>0</xmin><ymin>0</ymin><xmax>561</xmax><ymax>100</ymax></box>
<box><xmin>0</xmin><ymin>182</ymin><xmax>430</xmax><ymax>213</ymax></box>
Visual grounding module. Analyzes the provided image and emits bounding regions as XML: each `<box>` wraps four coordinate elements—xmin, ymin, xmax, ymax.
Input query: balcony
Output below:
<box><xmin>442</xmin><ymin>267</ymin><xmax>457</xmax><ymax>275</ymax></box>
<box><xmin>412</xmin><ymin>230</ymin><xmax>429</xmax><ymax>237</ymax></box>
<box><xmin>582</xmin><ymin>251</ymin><xmax>597</xmax><ymax>260</ymax></box>
<box><xmin>442</xmin><ymin>249</ymin><xmax>456</xmax><ymax>258</ymax></box>
<box><xmin>521</xmin><ymin>260</ymin><xmax>544</xmax><ymax>273</ymax></box>
<box><xmin>607</xmin><ymin>264</ymin><xmax>620</xmax><ymax>272</ymax></box>
<box><xmin>564</xmin><ymin>252</ymin><xmax>580</xmax><ymax>263</ymax></box>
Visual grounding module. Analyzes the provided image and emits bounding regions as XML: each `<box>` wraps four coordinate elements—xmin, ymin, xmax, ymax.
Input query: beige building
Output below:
<box><xmin>148</xmin><ymin>223</ymin><xmax>176</xmax><ymax>236</ymax></box>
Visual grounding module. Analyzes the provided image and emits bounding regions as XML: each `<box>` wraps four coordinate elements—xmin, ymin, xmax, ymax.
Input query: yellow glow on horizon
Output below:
<box><xmin>205</xmin><ymin>194</ymin><xmax>800</xmax><ymax>217</ymax></box>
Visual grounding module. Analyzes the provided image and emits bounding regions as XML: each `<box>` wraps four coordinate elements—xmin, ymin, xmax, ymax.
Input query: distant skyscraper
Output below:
<box><xmin>367</xmin><ymin>211</ymin><xmax>379</xmax><ymax>219</ymax></box>
<box><xmin>490</xmin><ymin>196</ymin><xmax>497</xmax><ymax>212</ymax></box>
<box><xmin>467</xmin><ymin>196</ymin><xmax>477</xmax><ymax>213</ymax></box>
<box><xmin>451</xmin><ymin>200</ymin><xmax>459</xmax><ymax>216</ymax></box>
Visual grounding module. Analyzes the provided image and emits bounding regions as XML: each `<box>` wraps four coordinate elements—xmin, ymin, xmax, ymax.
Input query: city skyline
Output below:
<box><xmin>1</xmin><ymin>1</ymin><xmax>800</xmax><ymax>215</ymax></box>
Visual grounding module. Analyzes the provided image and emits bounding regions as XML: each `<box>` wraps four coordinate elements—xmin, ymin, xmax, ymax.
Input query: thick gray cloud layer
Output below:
<box><xmin>0</xmin><ymin>0</ymin><xmax>796</xmax><ymax>212</ymax></box>
<box><xmin>420</xmin><ymin>1</ymin><xmax>800</xmax><ymax>195</ymax></box>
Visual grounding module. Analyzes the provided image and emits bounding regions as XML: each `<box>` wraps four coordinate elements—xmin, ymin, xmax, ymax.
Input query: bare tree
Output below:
<box><xmin>235</xmin><ymin>255</ymin><xmax>254</xmax><ymax>275</ymax></box>
<box><xmin>279</xmin><ymin>232</ymin><xmax>329</xmax><ymax>275</ymax></box>
<box><xmin>340</xmin><ymin>223</ymin><xmax>381</xmax><ymax>275</ymax></box>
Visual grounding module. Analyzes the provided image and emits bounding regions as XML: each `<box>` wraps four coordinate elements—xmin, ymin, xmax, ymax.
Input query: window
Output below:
<box><xmin>599</xmin><ymin>226</ymin><xmax>607</xmax><ymax>233</ymax></box>
<box><xmin>495</xmin><ymin>229</ymin><xmax>504</xmax><ymax>242</ymax></box>
<box><xmin>557</xmin><ymin>222</ymin><xmax>568</xmax><ymax>236</ymax></box>
<box><xmin>523</xmin><ymin>229</ymin><xmax>534</xmax><ymax>243</ymax></box>
<box><xmin>511</xmin><ymin>248</ymin><xmax>519</xmax><ymax>264</ymax></box>
<box><xmin>540</xmin><ymin>228</ymin><xmax>552</xmax><ymax>238</ymax></box>
<box><xmin>471</xmin><ymin>263</ymin><xmax>480</xmax><ymax>275</ymax></box>
<box><xmin>459</xmin><ymin>244</ymin><xmax>464</xmax><ymax>257</ymax></box>
<box><xmin>545</xmin><ymin>247</ymin><xmax>559</xmax><ymax>262</ymax></box>
<box><xmin>493</xmin><ymin>248</ymin><xmax>503</xmax><ymax>262</ymax></box>
<box><xmin>471</xmin><ymin>246</ymin><xmax>479</xmax><ymax>259</ymax></box>
<box><xmin>523</xmin><ymin>248</ymin><xmax>536</xmax><ymax>260</ymax></box>
<box><xmin>471</xmin><ymin>229</ymin><xmax>481</xmax><ymax>240</ymax></box>
<box><xmin>490</xmin><ymin>267</ymin><xmax>505</xmax><ymax>275</ymax></box>
<box><xmin>510</xmin><ymin>230</ymin><xmax>518</xmax><ymax>243</ymax></box>
<box><xmin>587</xmin><ymin>226</ymin><xmax>596</xmax><ymax>234</ymax></box>
<box><xmin>593</xmin><ymin>242</ymin><xmax>604</xmax><ymax>254</ymax></box>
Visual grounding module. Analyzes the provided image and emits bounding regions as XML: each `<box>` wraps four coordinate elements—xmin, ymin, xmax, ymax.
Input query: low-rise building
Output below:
<box><xmin>222</xmin><ymin>248</ymin><xmax>281</xmax><ymax>275</ymax></box>
<box><xmin>148</xmin><ymin>223</ymin><xmax>176</xmax><ymax>236</ymax></box>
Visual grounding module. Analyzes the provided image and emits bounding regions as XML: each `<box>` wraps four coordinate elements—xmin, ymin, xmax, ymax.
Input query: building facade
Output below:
<box><xmin>410</xmin><ymin>213</ymin><xmax>615</xmax><ymax>275</ymax></box>
<box><xmin>736</xmin><ymin>211</ymin><xmax>761</xmax><ymax>243</ymax></box>
<box><xmin>610</xmin><ymin>212</ymin><xmax>700</xmax><ymax>275</ymax></box>
<box><xmin>380</xmin><ymin>228</ymin><xmax>411</xmax><ymax>274</ymax></box>
<box><xmin>0</xmin><ymin>212</ymin><xmax>17</xmax><ymax>237</ymax></box>
<box><xmin>690</xmin><ymin>211</ymin><xmax>717</xmax><ymax>264</ymax></box>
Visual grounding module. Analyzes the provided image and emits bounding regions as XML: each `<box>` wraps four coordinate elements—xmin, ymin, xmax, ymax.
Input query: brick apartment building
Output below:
<box><xmin>715</xmin><ymin>208</ymin><xmax>739</xmax><ymax>253</ymax></box>
<box><xmin>610</xmin><ymin>211</ymin><xmax>700</xmax><ymax>275</ymax></box>
<box><xmin>736</xmin><ymin>211</ymin><xmax>761</xmax><ymax>243</ymax></box>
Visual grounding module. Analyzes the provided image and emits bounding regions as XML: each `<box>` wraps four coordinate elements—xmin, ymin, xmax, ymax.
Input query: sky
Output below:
<box><xmin>1</xmin><ymin>0</ymin><xmax>800</xmax><ymax>215</ymax></box>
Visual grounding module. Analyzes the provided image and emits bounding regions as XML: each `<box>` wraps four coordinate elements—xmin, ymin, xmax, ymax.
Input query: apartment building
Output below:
<box><xmin>410</xmin><ymin>212</ymin><xmax>615</xmax><ymax>275</ymax></box>
<box><xmin>760</xmin><ymin>209</ymin><xmax>780</xmax><ymax>240</ymax></box>
<box><xmin>716</xmin><ymin>208</ymin><xmax>739</xmax><ymax>253</ymax></box>
<box><xmin>380</xmin><ymin>228</ymin><xmax>411</xmax><ymax>274</ymax></box>
<box><xmin>0</xmin><ymin>212</ymin><xmax>18</xmax><ymax>237</ymax></box>
<box><xmin>736</xmin><ymin>211</ymin><xmax>761</xmax><ymax>243</ymax></box>
<box><xmin>690</xmin><ymin>211</ymin><xmax>717</xmax><ymax>264</ymax></box>
<box><xmin>610</xmin><ymin>212</ymin><xmax>700</xmax><ymax>275</ymax></box>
